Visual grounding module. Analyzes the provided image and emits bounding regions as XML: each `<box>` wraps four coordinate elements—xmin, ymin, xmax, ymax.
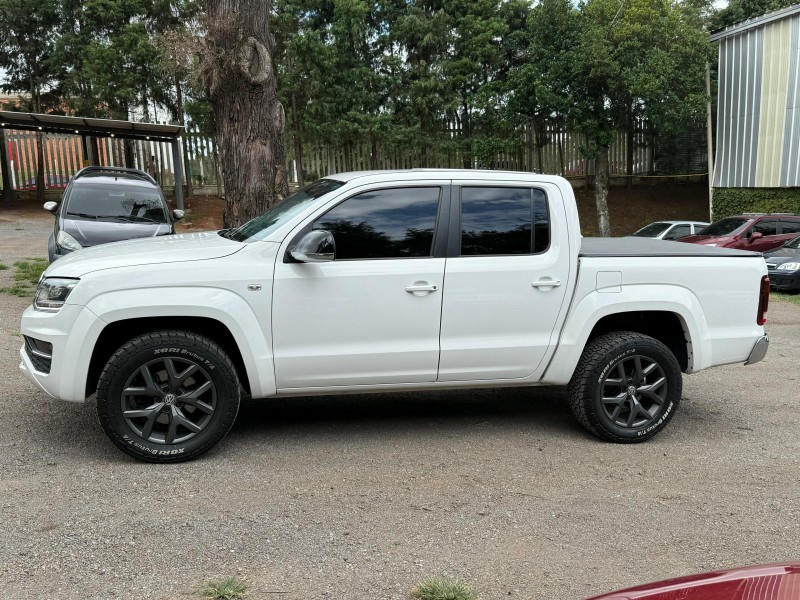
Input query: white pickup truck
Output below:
<box><xmin>20</xmin><ymin>170</ymin><xmax>770</xmax><ymax>462</ymax></box>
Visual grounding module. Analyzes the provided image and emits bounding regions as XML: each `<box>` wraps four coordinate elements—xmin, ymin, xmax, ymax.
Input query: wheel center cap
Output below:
<box><xmin>627</xmin><ymin>385</ymin><xmax>637</xmax><ymax>396</ymax></box>
<box><xmin>163</xmin><ymin>393</ymin><xmax>177</xmax><ymax>405</ymax></box>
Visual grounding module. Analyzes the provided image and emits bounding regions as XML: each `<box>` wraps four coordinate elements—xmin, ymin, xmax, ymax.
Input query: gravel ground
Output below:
<box><xmin>1</xmin><ymin>211</ymin><xmax>799</xmax><ymax>600</ymax></box>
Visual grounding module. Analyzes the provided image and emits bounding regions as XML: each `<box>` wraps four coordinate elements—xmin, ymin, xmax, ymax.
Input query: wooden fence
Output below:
<box><xmin>1</xmin><ymin>118</ymin><xmax>706</xmax><ymax>195</ymax></box>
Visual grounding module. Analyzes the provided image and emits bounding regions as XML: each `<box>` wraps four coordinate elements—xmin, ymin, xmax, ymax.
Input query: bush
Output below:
<box><xmin>713</xmin><ymin>187</ymin><xmax>800</xmax><ymax>219</ymax></box>
<box><xmin>410</xmin><ymin>577</ymin><xmax>479</xmax><ymax>600</ymax></box>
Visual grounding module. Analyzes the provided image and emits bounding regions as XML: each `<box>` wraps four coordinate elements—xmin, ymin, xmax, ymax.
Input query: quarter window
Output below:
<box><xmin>313</xmin><ymin>187</ymin><xmax>441</xmax><ymax>260</ymax></box>
<box><xmin>460</xmin><ymin>187</ymin><xmax>550</xmax><ymax>255</ymax></box>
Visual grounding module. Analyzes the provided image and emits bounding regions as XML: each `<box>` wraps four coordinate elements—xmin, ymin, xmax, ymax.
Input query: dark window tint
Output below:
<box><xmin>751</xmin><ymin>220</ymin><xmax>778</xmax><ymax>236</ymax></box>
<box><xmin>460</xmin><ymin>187</ymin><xmax>549</xmax><ymax>255</ymax></box>
<box><xmin>699</xmin><ymin>218</ymin><xmax>748</xmax><ymax>236</ymax></box>
<box><xmin>314</xmin><ymin>187</ymin><xmax>440</xmax><ymax>259</ymax></box>
<box><xmin>663</xmin><ymin>224</ymin><xmax>691</xmax><ymax>240</ymax></box>
<box><xmin>65</xmin><ymin>183</ymin><xmax>168</xmax><ymax>223</ymax></box>
<box><xmin>780</xmin><ymin>220</ymin><xmax>800</xmax><ymax>235</ymax></box>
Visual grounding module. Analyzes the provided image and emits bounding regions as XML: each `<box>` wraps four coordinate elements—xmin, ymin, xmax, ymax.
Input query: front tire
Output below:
<box><xmin>97</xmin><ymin>330</ymin><xmax>240</xmax><ymax>462</ymax></box>
<box><xmin>568</xmin><ymin>331</ymin><xmax>682</xmax><ymax>443</ymax></box>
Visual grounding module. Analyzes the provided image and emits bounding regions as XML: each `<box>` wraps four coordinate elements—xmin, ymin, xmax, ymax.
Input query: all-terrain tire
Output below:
<box><xmin>568</xmin><ymin>331</ymin><xmax>682</xmax><ymax>443</ymax></box>
<box><xmin>97</xmin><ymin>330</ymin><xmax>240</xmax><ymax>463</ymax></box>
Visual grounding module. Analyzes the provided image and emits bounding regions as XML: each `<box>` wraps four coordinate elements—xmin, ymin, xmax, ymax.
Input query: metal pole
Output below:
<box><xmin>706</xmin><ymin>61</ymin><xmax>715</xmax><ymax>221</ymax></box>
<box><xmin>172</xmin><ymin>139</ymin><xmax>184</xmax><ymax>210</ymax></box>
<box><xmin>0</xmin><ymin>127</ymin><xmax>13</xmax><ymax>201</ymax></box>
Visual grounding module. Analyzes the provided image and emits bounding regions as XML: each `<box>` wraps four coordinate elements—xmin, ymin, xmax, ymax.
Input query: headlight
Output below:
<box><xmin>56</xmin><ymin>230</ymin><xmax>82</xmax><ymax>252</ymax></box>
<box><xmin>705</xmin><ymin>243</ymin><xmax>717</xmax><ymax>247</ymax></box>
<box><xmin>777</xmin><ymin>262</ymin><xmax>800</xmax><ymax>271</ymax></box>
<box><xmin>34</xmin><ymin>278</ymin><xmax>79</xmax><ymax>311</ymax></box>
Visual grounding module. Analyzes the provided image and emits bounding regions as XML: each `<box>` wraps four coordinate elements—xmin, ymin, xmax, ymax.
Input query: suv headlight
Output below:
<box><xmin>34</xmin><ymin>278</ymin><xmax>79</xmax><ymax>311</ymax></box>
<box><xmin>56</xmin><ymin>230</ymin><xmax>82</xmax><ymax>252</ymax></box>
<box><xmin>777</xmin><ymin>262</ymin><xmax>800</xmax><ymax>271</ymax></box>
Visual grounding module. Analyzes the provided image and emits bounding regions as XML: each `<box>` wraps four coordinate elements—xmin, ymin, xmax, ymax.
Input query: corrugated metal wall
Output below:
<box><xmin>714</xmin><ymin>12</ymin><xmax>800</xmax><ymax>187</ymax></box>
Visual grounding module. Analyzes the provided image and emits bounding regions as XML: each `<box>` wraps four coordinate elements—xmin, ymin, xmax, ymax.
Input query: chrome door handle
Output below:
<box><xmin>405</xmin><ymin>282</ymin><xmax>439</xmax><ymax>295</ymax></box>
<box><xmin>531</xmin><ymin>279</ymin><xmax>562</xmax><ymax>288</ymax></box>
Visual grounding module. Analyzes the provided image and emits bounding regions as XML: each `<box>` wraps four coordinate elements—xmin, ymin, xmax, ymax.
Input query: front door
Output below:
<box><xmin>438</xmin><ymin>184</ymin><xmax>571</xmax><ymax>382</ymax></box>
<box><xmin>272</xmin><ymin>184</ymin><xmax>448</xmax><ymax>389</ymax></box>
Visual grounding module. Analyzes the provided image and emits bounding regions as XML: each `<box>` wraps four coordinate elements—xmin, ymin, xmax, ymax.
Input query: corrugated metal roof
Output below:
<box><xmin>0</xmin><ymin>111</ymin><xmax>183</xmax><ymax>141</ymax></box>
<box><xmin>709</xmin><ymin>3</ymin><xmax>800</xmax><ymax>41</ymax></box>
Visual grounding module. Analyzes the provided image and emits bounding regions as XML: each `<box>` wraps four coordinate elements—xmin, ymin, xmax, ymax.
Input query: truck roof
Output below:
<box><xmin>326</xmin><ymin>169</ymin><xmax>568</xmax><ymax>184</ymax></box>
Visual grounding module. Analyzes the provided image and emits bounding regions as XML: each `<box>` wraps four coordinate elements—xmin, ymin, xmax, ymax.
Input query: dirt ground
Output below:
<box><xmin>3</xmin><ymin>186</ymin><xmax>799</xmax><ymax>600</ymax></box>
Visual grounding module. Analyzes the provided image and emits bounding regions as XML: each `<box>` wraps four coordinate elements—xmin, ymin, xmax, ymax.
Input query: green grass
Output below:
<box><xmin>773</xmin><ymin>291</ymin><xmax>800</xmax><ymax>306</ymax></box>
<box><xmin>199</xmin><ymin>576</ymin><xmax>249</xmax><ymax>600</ymax></box>
<box><xmin>410</xmin><ymin>577</ymin><xmax>479</xmax><ymax>600</ymax></box>
<box><xmin>0</xmin><ymin>258</ymin><xmax>48</xmax><ymax>298</ymax></box>
<box><xmin>0</xmin><ymin>263</ymin><xmax>8</xmax><ymax>270</ymax></box>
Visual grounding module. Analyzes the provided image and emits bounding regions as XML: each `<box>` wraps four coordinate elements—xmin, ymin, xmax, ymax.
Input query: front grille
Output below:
<box><xmin>23</xmin><ymin>335</ymin><xmax>52</xmax><ymax>374</ymax></box>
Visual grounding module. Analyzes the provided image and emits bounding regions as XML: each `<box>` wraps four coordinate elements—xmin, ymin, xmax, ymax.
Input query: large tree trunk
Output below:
<box><xmin>291</xmin><ymin>93</ymin><xmax>304</xmax><ymax>188</ymax></box>
<box><xmin>626</xmin><ymin>110</ymin><xmax>634</xmax><ymax>191</ymax></box>
<box><xmin>202</xmin><ymin>0</ymin><xmax>288</xmax><ymax>228</ymax></box>
<box><xmin>175</xmin><ymin>78</ymin><xmax>193</xmax><ymax>199</ymax></box>
<box><xmin>594</xmin><ymin>144</ymin><xmax>612</xmax><ymax>237</ymax></box>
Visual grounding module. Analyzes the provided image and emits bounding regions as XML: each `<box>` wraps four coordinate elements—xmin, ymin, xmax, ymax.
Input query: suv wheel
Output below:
<box><xmin>568</xmin><ymin>331</ymin><xmax>682</xmax><ymax>443</ymax></box>
<box><xmin>96</xmin><ymin>330</ymin><xmax>240</xmax><ymax>462</ymax></box>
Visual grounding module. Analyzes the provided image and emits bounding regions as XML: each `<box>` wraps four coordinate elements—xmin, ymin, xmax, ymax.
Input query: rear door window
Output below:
<box><xmin>779</xmin><ymin>220</ymin><xmax>800</xmax><ymax>235</ymax></box>
<box><xmin>460</xmin><ymin>187</ymin><xmax>550</xmax><ymax>255</ymax></box>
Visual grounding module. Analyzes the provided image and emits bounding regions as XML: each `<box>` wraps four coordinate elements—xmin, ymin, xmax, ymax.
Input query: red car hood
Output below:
<box><xmin>586</xmin><ymin>563</ymin><xmax>800</xmax><ymax>599</ymax></box>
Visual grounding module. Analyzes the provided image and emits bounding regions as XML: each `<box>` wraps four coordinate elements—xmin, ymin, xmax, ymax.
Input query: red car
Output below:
<box><xmin>587</xmin><ymin>562</ymin><xmax>800</xmax><ymax>599</ymax></box>
<box><xmin>679</xmin><ymin>214</ymin><xmax>800</xmax><ymax>253</ymax></box>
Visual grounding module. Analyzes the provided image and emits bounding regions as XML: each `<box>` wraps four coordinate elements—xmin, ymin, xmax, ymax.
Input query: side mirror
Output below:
<box><xmin>749</xmin><ymin>232</ymin><xmax>763</xmax><ymax>243</ymax></box>
<box><xmin>43</xmin><ymin>201</ymin><xmax>58</xmax><ymax>214</ymax></box>
<box><xmin>172</xmin><ymin>209</ymin><xmax>185</xmax><ymax>221</ymax></box>
<box><xmin>290</xmin><ymin>230</ymin><xmax>335</xmax><ymax>262</ymax></box>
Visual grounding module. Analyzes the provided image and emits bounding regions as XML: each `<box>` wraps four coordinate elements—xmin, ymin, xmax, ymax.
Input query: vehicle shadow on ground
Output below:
<box><xmin>231</xmin><ymin>385</ymin><xmax>579</xmax><ymax>440</ymax></box>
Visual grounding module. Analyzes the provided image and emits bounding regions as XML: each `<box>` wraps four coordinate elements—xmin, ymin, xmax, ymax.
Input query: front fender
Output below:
<box><xmin>85</xmin><ymin>287</ymin><xmax>276</xmax><ymax>399</ymax></box>
<box><xmin>540</xmin><ymin>284</ymin><xmax>710</xmax><ymax>385</ymax></box>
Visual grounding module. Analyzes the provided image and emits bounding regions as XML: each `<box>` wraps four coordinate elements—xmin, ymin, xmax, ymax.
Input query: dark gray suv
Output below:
<box><xmin>44</xmin><ymin>167</ymin><xmax>183</xmax><ymax>262</ymax></box>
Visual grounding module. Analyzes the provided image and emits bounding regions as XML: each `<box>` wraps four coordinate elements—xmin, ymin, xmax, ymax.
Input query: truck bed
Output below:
<box><xmin>579</xmin><ymin>237</ymin><xmax>763</xmax><ymax>258</ymax></box>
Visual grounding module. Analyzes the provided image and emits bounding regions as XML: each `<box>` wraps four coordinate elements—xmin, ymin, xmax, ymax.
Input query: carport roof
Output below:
<box><xmin>0</xmin><ymin>111</ymin><xmax>183</xmax><ymax>141</ymax></box>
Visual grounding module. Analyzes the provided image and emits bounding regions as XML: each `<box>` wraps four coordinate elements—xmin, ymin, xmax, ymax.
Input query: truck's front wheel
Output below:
<box><xmin>568</xmin><ymin>331</ymin><xmax>681</xmax><ymax>443</ymax></box>
<box><xmin>96</xmin><ymin>330</ymin><xmax>240</xmax><ymax>462</ymax></box>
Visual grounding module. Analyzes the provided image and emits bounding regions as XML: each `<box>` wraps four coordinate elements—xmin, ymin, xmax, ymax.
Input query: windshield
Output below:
<box><xmin>226</xmin><ymin>179</ymin><xmax>345</xmax><ymax>242</ymax></box>
<box><xmin>65</xmin><ymin>183</ymin><xmax>168</xmax><ymax>223</ymax></box>
<box><xmin>633</xmin><ymin>222</ymin><xmax>671</xmax><ymax>237</ymax></box>
<box><xmin>697</xmin><ymin>217</ymin><xmax>749</xmax><ymax>237</ymax></box>
<box><xmin>786</xmin><ymin>236</ymin><xmax>800</xmax><ymax>249</ymax></box>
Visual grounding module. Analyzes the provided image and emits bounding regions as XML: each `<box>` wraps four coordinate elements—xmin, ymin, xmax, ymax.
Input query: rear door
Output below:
<box><xmin>437</xmin><ymin>183</ymin><xmax>571</xmax><ymax>382</ymax></box>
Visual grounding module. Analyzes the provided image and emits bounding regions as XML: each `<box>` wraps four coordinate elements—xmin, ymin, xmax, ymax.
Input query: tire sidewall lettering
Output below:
<box><xmin>153</xmin><ymin>347</ymin><xmax>215</xmax><ymax>370</ymax></box>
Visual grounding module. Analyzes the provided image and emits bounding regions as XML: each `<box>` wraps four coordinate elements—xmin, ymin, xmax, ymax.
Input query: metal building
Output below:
<box><xmin>710</xmin><ymin>4</ymin><xmax>800</xmax><ymax>188</ymax></box>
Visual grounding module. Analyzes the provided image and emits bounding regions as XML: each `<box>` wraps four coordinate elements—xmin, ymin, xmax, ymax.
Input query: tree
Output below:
<box><xmin>0</xmin><ymin>0</ymin><xmax>60</xmax><ymax>200</ymax></box>
<box><xmin>201</xmin><ymin>0</ymin><xmax>288</xmax><ymax>227</ymax></box>
<box><xmin>538</xmin><ymin>0</ymin><xmax>710</xmax><ymax>236</ymax></box>
<box><xmin>710</xmin><ymin>0</ymin><xmax>796</xmax><ymax>30</ymax></box>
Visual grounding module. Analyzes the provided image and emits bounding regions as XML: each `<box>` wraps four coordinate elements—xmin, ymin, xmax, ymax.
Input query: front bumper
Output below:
<box><xmin>745</xmin><ymin>334</ymin><xmax>769</xmax><ymax>366</ymax></box>
<box><xmin>19</xmin><ymin>303</ymin><xmax>106</xmax><ymax>402</ymax></box>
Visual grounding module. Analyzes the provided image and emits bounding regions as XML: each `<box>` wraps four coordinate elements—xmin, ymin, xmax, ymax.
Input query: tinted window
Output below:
<box><xmin>66</xmin><ymin>183</ymin><xmax>168</xmax><ymax>223</ymax></box>
<box><xmin>229</xmin><ymin>178</ymin><xmax>344</xmax><ymax>242</ymax></box>
<box><xmin>314</xmin><ymin>187</ymin><xmax>440</xmax><ymax>259</ymax></box>
<box><xmin>633</xmin><ymin>222</ymin><xmax>671</xmax><ymax>237</ymax></box>
<box><xmin>780</xmin><ymin>220</ymin><xmax>800</xmax><ymax>235</ymax></box>
<box><xmin>663</xmin><ymin>224</ymin><xmax>691</xmax><ymax>240</ymax></box>
<box><xmin>751</xmin><ymin>220</ymin><xmax>778</xmax><ymax>236</ymax></box>
<box><xmin>460</xmin><ymin>187</ymin><xmax>549</xmax><ymax>255</ymax></box>
<box><xmin>698</xmin><ymin>218</ymin><xmax>749</xmax><ymax>236</ymax></box>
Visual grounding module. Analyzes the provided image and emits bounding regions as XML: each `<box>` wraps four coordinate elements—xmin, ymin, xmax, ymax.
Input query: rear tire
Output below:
<box><xmin>568</xmin><ymin>331</ymin><xmax>682</xmax><ymax>443</ymax></box>
<box><xmin>96</xmin><ymin>330</ymin><xmax>240</xmax><ymax>462</ymax></box>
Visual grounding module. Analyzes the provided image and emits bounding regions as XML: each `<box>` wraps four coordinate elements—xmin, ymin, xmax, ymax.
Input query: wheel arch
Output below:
<box><xmin>86</xmin><ymin>316</ymin><xmax>251</xmax><ymax>398</ymax></box>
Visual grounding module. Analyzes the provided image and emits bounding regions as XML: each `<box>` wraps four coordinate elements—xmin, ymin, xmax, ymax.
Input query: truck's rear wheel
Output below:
<box><xmin>96</xmin><ymin>330</ymin><xmax>240</xmax><ymax>462</ymax></box>
<box><xmin>568</xmin><ymin>331</ymin><xmax>681</xmax><ymax>443</ymax></box>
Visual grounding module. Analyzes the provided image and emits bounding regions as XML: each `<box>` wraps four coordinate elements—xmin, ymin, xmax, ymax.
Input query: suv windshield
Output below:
<box><xmin>786</xmin><ymin>236</ymin><xmax>800</xmax><ymax>249</ymax></box>
<box><xmin>633</xmin><ymin>222</ymin><xmax>670</xmax><ymax>237</ymax></box>
<box><xmin>225</xmin><ymin>179</ymin><xmax>344</xmax><ymax>242</ymax></box>
<box><xmin>65</xmin><ymin>183</ymin><xmax>168</xmax><ymax>223</ymax></box>
<box><xmin>697</xmin><ymin>217</ymin><xmax>749</xmax><ymax>237</ymax></box>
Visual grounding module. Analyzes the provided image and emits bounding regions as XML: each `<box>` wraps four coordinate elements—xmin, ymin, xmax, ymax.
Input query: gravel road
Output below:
<box><xmin>1</xmin><ymin>211</ymin><xmax>799</xmax><ymax>600</ymax></box>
